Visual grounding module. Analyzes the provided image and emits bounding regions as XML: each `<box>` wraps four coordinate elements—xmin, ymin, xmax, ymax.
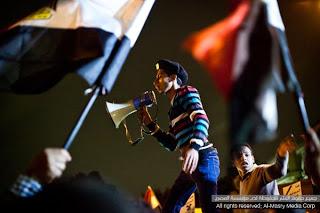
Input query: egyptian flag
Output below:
<box><xmin>0</xmin><ymin>0</ymin><xmax>155</xmax><ymax>94</ymax></box>
<box><xmin>184</xmin><ymin>0</ymin><xmax>293</xmax><ymax>144</ymax></box>
<box><xmin>144</xmin><ymin>185</ymin><xmax>161</xmax><ymax>210</ymax></box>
<box><xmin>180</xmin><ymin>193</ymin><xmax>195</xmax><ymax>213</ymax></box>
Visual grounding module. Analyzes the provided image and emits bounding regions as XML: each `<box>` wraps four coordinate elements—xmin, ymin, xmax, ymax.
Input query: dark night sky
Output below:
<box><xmin>0</xmin><ymin>0</ymin><xmax>319</xmax><ymax>196</ymax></box>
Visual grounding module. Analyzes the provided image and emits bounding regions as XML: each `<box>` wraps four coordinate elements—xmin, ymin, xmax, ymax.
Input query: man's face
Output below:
<box><xmin>233</xmin><ymin>146</ymin><xmax>255</xmax><ymax>175</ymax></box>
<box><xmin>153</xmin><ymin>69</ymin><xmax>173</xmax><ymax>94</ymax></box>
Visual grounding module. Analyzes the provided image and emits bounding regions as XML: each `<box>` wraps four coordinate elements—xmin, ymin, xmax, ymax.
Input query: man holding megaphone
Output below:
<box><xmin>138</xmin><ymin>59</ymin><xmax>220</xmax><ymax>213</ymax></box>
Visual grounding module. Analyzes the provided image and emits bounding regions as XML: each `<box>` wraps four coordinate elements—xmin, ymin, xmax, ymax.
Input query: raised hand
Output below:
<box><xmin>277</xmin><ymin>134</ymin><xmax>297</xmax><ymax>157</ymax></box>
<box><xmin>26</xmin><ymin>148</ymin><xmax>72</xmax><ymax>184</ymax></box>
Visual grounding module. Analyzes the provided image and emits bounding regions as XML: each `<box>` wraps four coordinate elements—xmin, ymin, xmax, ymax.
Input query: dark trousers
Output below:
<box><xmin>162</xmin><ymin>147</ymin><xmax>220</xmax><ymax>213</ymax></box>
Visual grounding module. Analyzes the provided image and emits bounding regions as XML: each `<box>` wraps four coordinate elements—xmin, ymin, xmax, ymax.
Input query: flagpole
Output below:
<box><xmin>61</xmin><ymin>0</ymin><xmax>155</xmax><ymax>150</ymax></box>
<box><xmin>294</xmin><ymin>87</ymin><xmax>311</xmax><ymax>132</ymax></box>
<box><xmin>62</xmin><ymin>37</ymin><xmax>131</xmax><ymax>150</ymax></box>
<box><xmin>277</xmin><ymin>29</ymin><xmax>311</xmax><ymax>132</ymax></box>
<box><xmin>63</xmin><ymin>86</ymin><xmax>101</xmax><ymax>150</ymax></box>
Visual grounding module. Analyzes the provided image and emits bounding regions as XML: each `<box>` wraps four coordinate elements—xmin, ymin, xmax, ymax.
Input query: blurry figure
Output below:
<box><xmin>10</xmin><ymin>148</ymin><xmax>71</xmax><ymax>198</ymax></box>
<box><xmin>9</xmin><ymin>172</ymin><xmax>155</xmax><ymax>213</ymax></box>
<box><xmin>3</xmin><ymin>148</ymin><xmax>154</xmax><ymax>213</ymax></box>
<box><xmin>276</xmin><ymin>134</ymin><xmax>307</xmax><ymax>183</ymax></box>
<box><xmin>138</xmin><ymin>59</ymin><xmax>220</xmax><ymax>213</ymax></box>
<box><xmin>303</xmin><ymin>128</ymin><xmax>320</xmax><ymax>188</ymax></box>
<box><xmin>231</xmin><ymin>135</ymin><xmax>296</xmax><ymax>195</ymax></box>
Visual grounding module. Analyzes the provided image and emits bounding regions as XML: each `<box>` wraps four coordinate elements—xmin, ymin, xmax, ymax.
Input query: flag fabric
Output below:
<box><xmin>184</xmin><ymin>0</ymin><xmax>291</xmax><ymax>144</ymax></box>
<box><xmin>143</xmin><ymin>185</ymin><xmax>161</xmax><ymax>210</ymax></box>
<box><xmin>0</xmin><ymin>0</ymin><xmax>154</xmax><ymax>94</ymax></box>
<box><xmin>183</xmin><ymin>0</ymin><xmax>250</xmax><ymax>99</ymax></box>
<box><xmin>179</xmin><ymin>193</ymin><xmax>195</xmax><ymax>213</ymax></box>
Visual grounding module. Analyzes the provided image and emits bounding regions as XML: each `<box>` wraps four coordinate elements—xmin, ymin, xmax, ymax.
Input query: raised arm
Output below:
<box><xmin>263</xmin><ymin>135</ymin><xmax>296</xmax><ymax>182</ymax></box>
<box><xmin>10</xmin><ymin>148</ymin><xmax>71</xmax><ymax>197</ymax></box>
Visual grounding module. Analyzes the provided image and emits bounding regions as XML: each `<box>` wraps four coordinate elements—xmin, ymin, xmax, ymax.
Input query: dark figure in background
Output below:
<box><xmin>303</xmin><ymin>127</ymin><xmax>320</xmax><ymax>188</ymax></box>
<box><xmin>231</xmin><ymin>137</ymin><xmax>295</xmax><ymax>196</ymax></box>
<box><xmin>138</xmin><ymin>59</ymin><xmax>220</xmax><ymax>213</ymax></box>
<box><xmin>1</xmin><ymin>148</ymin><xmax>71</xmax><ymax>207</ymax></box>
<box><xmin>2</xmin><ymin>148</ymin><xmax>154</xmax><ymax>213</ymax></box>
<box><xmin>10</xmin><ymin>148</ymin><xmax>72</xmax><ymax>198</ymax></box>
<box><xmin>7</xmin><ymin>172</ymin><xmax>154</xmax><ymax>213</ymax></box>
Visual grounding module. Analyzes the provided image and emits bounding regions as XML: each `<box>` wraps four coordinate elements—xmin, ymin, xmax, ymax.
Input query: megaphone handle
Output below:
<box><xmin>123</xmin><ymin>119</ymin><xmax>133</xmax><ymax>144</ymax></box>
<box><xmin>123</xmin><ymin>119</ymin><xmax>144</xmax><ymax>145</ymax></box>
<box><xmin>141</xmin><ymin>102</ymin><xmax>159</xmax><ymax>135</ymax></box>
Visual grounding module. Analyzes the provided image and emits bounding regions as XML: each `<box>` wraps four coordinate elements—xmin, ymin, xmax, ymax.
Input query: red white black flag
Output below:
<box><xmin>0</xmin><ymin>0</ymin><xmax>154</xmax><ymax>94</ymax></box>
<box><xmin>184</xmin><ymin>0</ymin><xmax>293</xmax><ymax>144</ymax></box>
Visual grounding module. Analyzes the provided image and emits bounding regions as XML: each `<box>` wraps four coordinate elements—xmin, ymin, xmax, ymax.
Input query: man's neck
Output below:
<box><xmin>238</xmin><ymin>164</ymin><xmax>257</xmax><ymax>179</ymax></box>
<box><xmin>166</xmin><ymin>84</ymin><xmax>180</xmax><ymax>104</ymax></box>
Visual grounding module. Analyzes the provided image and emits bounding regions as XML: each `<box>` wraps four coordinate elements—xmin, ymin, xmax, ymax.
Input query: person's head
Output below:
<box><xmin>16</xmin><ymin>172</ymin><xmax>154</xmax><ymax>213</ymax></box>
<box><xmin>231</xmin><ymin>143</ymin><xmax>255</xmax><ymax>176</ymax></box>
<box><xmin>153</xmin><ymin>59</ymin><xmax>188</xmax><ymax>94</ymax></box>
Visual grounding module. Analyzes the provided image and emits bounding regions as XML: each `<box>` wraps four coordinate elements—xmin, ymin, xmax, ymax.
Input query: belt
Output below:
<box><xmin>199</xmin><ymin>142</ymin><xmax>213</xmax><ymax>150</ymax></box>
<box><xmin>199</xmin><ymin>146</ymin><xmax>217</xmax><ymax>154</ymax></box>
<box><xmin>179</xmin><ymin>143</ymin><xmax>217</xmax><ymax>161</ymax></box>
<box><xmin>179</xmin><ymin>142</ymin><xmax>215</xmax><ymax>155</ymax></box>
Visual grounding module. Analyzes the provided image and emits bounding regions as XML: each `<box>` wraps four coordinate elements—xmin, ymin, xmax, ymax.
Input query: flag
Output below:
<box><xmin>0</xmin><ymin>0</ymin><xmax>155</xmax><ymax>94</ymax></box>
<box><xmin>184</xmin><ymin>0</ymin><xmax>292</xmax><ymax>144</ymax></box>
<box><xmin>144</xmin><ymin>185</ymin><xmax>161</xmax><ymax>210</ymax></box>
<box><xmin>183</xmin><ymin>0</ymin><xmax>250</xmax><ymax>99</ymax></box>
<box><xmin>179</xmin><ymin>193</ymin><xmax>195</xmax><ymax>213</ymax></box>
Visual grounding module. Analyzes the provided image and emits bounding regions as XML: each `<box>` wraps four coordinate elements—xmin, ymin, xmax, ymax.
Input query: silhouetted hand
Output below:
<box><xmin>26</xmin><ymin>148</ymin><xmax>72</xmax><ymax>184</ymax></box>
<box><xmin>182</xmin><ymin>148</ymin><xmax>199</xmax><ymax>174</ymax></box>
<box><xmin>277</xmin><ymin>134</ymin><xmax>297</xmax><ymax>157</ymax></box>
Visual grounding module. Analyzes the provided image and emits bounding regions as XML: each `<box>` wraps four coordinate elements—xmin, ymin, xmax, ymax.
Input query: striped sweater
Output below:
<box><xmin>148</xmin><ymin>86</ymin><xmax>210</xmax><ymax>151</ymax></box>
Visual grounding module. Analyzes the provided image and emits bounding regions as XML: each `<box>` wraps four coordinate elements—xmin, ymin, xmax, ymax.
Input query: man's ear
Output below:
<box><xmin>169</xmin><ymin>74</ymin><xmax>177</xmax><ymax>82</ymax></box>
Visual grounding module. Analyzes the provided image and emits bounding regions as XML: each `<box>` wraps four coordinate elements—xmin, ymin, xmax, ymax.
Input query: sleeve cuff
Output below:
<box><xmin>146</xmin><ymin>121</ymin><xmax>160</xmax><ymax>135</ymax></box>
<box><xmin>190</xmin><ymin>142</ymin><xmax>201</xmax><ymax>151</ymax></box>
<box><xmin>10</xmin><ymin>174</ymin><xmax>42</xmax><ymax>197</ymax></box>
<box><xmin>146</xmin><ymin>121</ymin><xmax>157</xmax><ymax>131</ymax></box>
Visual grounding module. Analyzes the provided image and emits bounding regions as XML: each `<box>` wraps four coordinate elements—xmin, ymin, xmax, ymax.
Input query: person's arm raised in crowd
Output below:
<box><xmin>10</xmin><ymin>148</ymin><xmax>71</xmax><ymax>197</ymax></box>
<box><xmin>263</xmin><ymin>135</ymin><xmax>296</xmax><ymax>182</ymax></box>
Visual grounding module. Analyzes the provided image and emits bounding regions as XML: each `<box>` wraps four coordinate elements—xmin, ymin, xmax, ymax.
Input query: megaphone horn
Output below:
<box><xmin>106</xmin><ymin>91</ymin><xmax>156</xmax><ymax>128</ymax></box>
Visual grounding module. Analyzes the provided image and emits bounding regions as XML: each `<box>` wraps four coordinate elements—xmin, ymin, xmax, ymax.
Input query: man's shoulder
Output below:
<box><xmin>253</xmin><ymin>164</ymin><xmax>275</xmax><ymax>177</ymax></box>
<box><xmin>177</xmin><ymin>85</ymin><xmax>199</xmax><ymax>96</ymax></box>
<box><xmin>255</xmin><ymin>164</ymin><xmax>273</xmax><ymax>170</ymax></box>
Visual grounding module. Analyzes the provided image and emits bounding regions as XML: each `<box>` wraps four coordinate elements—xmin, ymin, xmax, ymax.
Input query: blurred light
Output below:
<box><xmin>295</xmin><ymin>0</ymin><xmax>320</xmax><ymax>7</ymax></box>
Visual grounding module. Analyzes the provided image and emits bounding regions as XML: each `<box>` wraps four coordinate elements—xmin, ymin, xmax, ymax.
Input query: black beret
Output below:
<box><xmin>155</xmin><ymin>59</ymin><xmax>188</xmax><ymax>86</ymax></box>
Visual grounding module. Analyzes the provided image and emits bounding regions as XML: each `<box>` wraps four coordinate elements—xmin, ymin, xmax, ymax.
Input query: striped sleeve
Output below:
<box><xmin>10</xmin><ymin>175</ymin><xmax>42</xmax><ymax>197</ymax></box>
<box><xmin>147</xmin><ymin>121</ymin><xmax>177</xmax><ymax>151</ymax></box>
<box><xmin>177</xmin><ymin>86</ymin><xmax>209</xmax><ymax>150</ymax></box>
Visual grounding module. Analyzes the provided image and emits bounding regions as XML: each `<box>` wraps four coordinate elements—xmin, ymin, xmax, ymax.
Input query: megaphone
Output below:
<box><xmin>106</xmin><ymin>91</ymin><xmax>157</xmax><ymax>128</ymax></box>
